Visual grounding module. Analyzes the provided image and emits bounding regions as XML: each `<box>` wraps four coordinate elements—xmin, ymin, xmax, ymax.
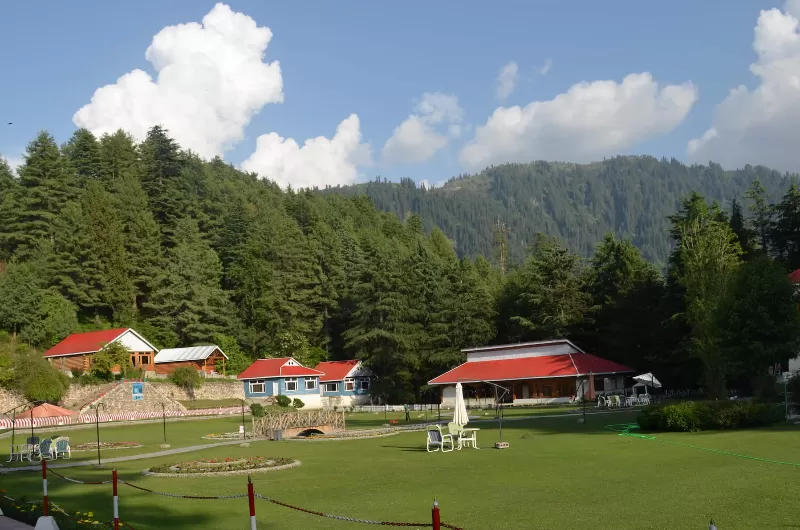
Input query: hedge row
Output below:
<box><xmin>637</xmin><ymin>400</ymin><xmax>784</xmax><ymax>432</ymax></box>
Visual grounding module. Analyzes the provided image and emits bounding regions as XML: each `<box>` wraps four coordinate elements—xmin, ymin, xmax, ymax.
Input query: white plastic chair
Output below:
<box><xmin>54</xmin><ymin>437</ymin><xmax>70</xmax><ymax>459</ymax></box>
<box><xmin>426</xmin><ymin>425</ymin><xmax>453</xmax><ymax>453</ymax></box>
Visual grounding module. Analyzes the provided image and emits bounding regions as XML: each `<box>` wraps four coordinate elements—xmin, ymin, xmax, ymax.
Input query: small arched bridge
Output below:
<box><xmin>253</xmin><ymin>410</ymin><xmax>345</xmax><ymax>439</ymax></box>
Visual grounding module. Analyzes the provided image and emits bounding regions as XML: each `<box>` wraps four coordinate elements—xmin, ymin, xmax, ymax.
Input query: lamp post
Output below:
<box><xmin>239</xmin><ymin>399</ymin><xmax>248</xmax><ymax>440</ymax></box>
<box><xmin>3</xmin><ymin>403</ymin><xmax>30</xmax><ymax>462</ymax></box>
<box><xmin>90</xmin><ymin>402</ymin><xmax>106</xmax><ymax>466</ymax></box>
<box><xmin>159</xmin><ymin>402</ymin><xmax>168</xmax><ymax>446</ymax></box>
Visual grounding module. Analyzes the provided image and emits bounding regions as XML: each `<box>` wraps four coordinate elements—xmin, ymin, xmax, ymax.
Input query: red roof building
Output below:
<box><xmin>44</xmin><ymin>328</ymin><xmax>158</xmax><ymax>374</ymax></box>
<box><xmin>789</xmin><ymin>269</ymin><xmax>800</xmax><ymax>283</ymax></box>
<box><xmin>237</xmin><ymin>358</ymin><xmax>324</xmax><ymax>380</ymax></box>
<box><xmin>429</xmin><ymin>339</ymin><xmax>634</xmax><ymax>406</ymax></box>
<box><xmin>314</xmin><ymin>360</ymin><xmax>375</xmax><ymax>382</ymax></box>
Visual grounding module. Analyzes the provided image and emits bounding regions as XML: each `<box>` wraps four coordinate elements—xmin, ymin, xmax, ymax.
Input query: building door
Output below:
<box><xmin>522</xmin><ymin>384</ymin><xmax>530</xmax><ymax>399</ymax></box>
<box><xmin>271</xmin><ymin>381</ymin><xmax>278</xmax><ymax>396</ymax></box>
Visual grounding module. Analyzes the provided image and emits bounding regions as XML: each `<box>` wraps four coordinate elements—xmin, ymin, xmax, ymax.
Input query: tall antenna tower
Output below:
<box><xmin>493</xmin><ymin>219</ymin><xmax>510</xmax><ymax>275</ymax></box>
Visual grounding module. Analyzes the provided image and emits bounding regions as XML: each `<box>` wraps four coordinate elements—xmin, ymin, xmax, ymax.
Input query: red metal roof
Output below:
<box><xmin>789</xmin><ymin>269</ymin><xmax>800</xmax><ymax>283</ymax></box>
<box><xmin>237</xmin><ymin>358</ymin><xmax>323</xmax><ymax>379</ymax></box>
<box><xmin>428</xmin><ymin>353</ymin><xmax>634</xmax><ymax>385</ymax></box>
<box><xmin>16</xmin><ymin>404</ymin><xmax>77</xmax><ymax>419</ymax></box>
<box><xmin>43</xmin><ymin>328</ymin><xmax>130</xmax><ymax>358</ymax></box>
<box><xmin>315</xmin><ymin>360</ymin><xmax>360</xmax><ymax>382</ymax></box>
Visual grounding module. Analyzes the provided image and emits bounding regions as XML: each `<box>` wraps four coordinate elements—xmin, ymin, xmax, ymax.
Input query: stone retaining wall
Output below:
<box><xmin>147</xmin><ymin>380</ymin><xmax>245</xmax><ymax>401</ymax></box>
<box><xmin>80</xmin><ymin>382</ymin><xmax>185</xmax><ymax>415</ymax></box>
<box><xmin>0</xmin><ymin>388</ymin><xmax>26</xmax><ymax>413</ymax></box>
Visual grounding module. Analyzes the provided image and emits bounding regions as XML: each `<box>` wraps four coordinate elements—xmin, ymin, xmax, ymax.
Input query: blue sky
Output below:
<box><xmin>2</xmin><ymin>0</ymin><xmax>798</xmax><ymax>188</ymax></box>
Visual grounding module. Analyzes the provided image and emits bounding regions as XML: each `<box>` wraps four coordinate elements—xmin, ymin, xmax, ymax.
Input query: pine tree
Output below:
<box><xmin>745</xmin><ymin>178</ymin><xmax>774</xmax><ymax>253</ymax></box>
<box><xmin>11</xmin><ymin>132</ymin><xmax>77</xmax><ymax>255</ymax></box>
<box><xmin>139</xmin><ymin>125</ymin><xmax>185</xmax><ymax>243</ymax></box>
<box><xmin>770</xmin><ymin>184</ymin><xmax>800</xmax><ymax>269</ymax></box>
<box><xmin>343</xmin><ymin>237</ymin><xmax>413</xmax><ymax>402</ymax></box>
<box><xmin>729</xmin><ymin>199</ymin><xmax>755</xmax><ymax>259</ymax></box>
<box><xmin>62</xmin><ymin>128</ymin><xmax>103</xmax><ymax>185</ymax></box>
<box><xmin>111</xmin><ymin>173</ymin><xmax>162</xmax><ymax>312</ymax></box>
<box><xmin>0</xmin><ymin>261</ymin><xmax>42</xmax><ymax>337</ymax></box>
<box><xmin>0</xmin><ymin>157</ymin><xmax>19</xmax><ymax>261</ymax></box>
<box><xmin>81</xmin><ymin>181</ymin><xmax>135</xmax><ymax>320</ymax></box>
<box><xmin>100</xmin><ymin>130</ymin><xmax>140</xmax><ymax>182</ymax></box>
<box><xmin>145</xmin><ymin>218</ymin><xmax>232</xmax><ymax>346</ymax></box>
<box><xmin>49</xmin><ymin>201</ymin><xmax>104</xmax><ymax>315</ymax></box>
<box><xmin>496</xmin><ymin>234</ymin><xmax>589</xmax><ymax>342</ymax></box>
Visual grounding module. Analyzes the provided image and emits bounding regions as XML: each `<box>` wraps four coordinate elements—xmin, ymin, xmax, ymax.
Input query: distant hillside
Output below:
<box><xmin>323</xmin><ymin>156</ymin><xmax>793</xmax><ymax>265</ymax></box>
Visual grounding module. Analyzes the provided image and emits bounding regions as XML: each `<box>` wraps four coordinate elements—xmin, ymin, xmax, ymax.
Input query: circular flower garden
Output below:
<box><xmin>73</xmin><ymin>441</ymin><xmax>143</xmax><ymax>451</ymax></box>
<box><xmin>142</xmin><ymin>456</ymin><xmax>300</xmax><ymax>477</ymax></box>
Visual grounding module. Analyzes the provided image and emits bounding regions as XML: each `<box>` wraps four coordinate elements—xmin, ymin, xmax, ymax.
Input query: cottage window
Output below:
<box><xmin>542</xmin><ymin>385</ymin><xmax>552</xmax><ymax>397</ymax></box>
<box><xmin>305</xmin><ymin>378</ymin><xmax>317</xmax><ymax>390</ymax></box>
<box><xmin>249</xmin><ymin>380</ymin><xmax>266</xmax><ymax>394</ymax></box>
<box><xmin>344</xmin><ymin>378</ymin><xmax>355</xmax><ymax>391</ymax></box>
<box><xmin>324</xmin><ymin>382</ymin><xmax>339</xmax><ymax>393</ymax></box>
<box><xmin>141</xmin><ymin>355</ymin><xmax>150</xmax><ymax>366</ymax></box>
<box><xmin>285</xmin><ymin>378</ymin><xmax>298</xmax><ymax>391</ymax></box>
<box><xmin>360</xmin><ymin>379</ymin><xmax>370</xmax><ymax>391</ymax></box>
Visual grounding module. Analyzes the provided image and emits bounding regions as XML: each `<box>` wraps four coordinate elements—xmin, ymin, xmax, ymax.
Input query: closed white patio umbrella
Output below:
<box><xmin>453</xmin><ymin>382</ymin><xmax>469</xmax><ymax>427</ymax></box>
<box><xmin>632</xmin><ymin>373</ymin><xmax>662</xmax><ymax>395</ymax></box>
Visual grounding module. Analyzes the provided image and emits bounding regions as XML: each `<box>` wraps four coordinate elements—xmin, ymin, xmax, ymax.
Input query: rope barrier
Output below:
<box><xmin>118</xmin><ymin>479</ymin><xmax>249</xmax><ymax>500</ymax></box>
<box><xmin>253</xmin><ymin>493</ymin><xmax>464</xmax><ymax>529</ymax></box>
<box><xmin>607</xmin><ymin>422</ymin><xmax>800</xmax><ymax>466</ymax></box>
<box><xmin>48</xmin><ymin>468</ymin><xmax>114</xmax><ymax>485</ymax></box>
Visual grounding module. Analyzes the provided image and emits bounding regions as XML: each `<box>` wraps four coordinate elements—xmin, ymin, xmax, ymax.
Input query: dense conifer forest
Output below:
<box><xmin>2</xmin><ymin>127</ymin><xmax>800</xmax><ymax>404</ymax></box>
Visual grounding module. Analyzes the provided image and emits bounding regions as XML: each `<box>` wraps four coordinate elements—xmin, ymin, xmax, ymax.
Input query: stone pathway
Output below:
<box><xmin>0</xmin><ymin>440</ymin><xmax>252</xmax><ymax>474</ymax></box>
<box><xmin>0</xmin><ymin>517</ymin><xmax>33</xmax><ymax>529</ymax></box>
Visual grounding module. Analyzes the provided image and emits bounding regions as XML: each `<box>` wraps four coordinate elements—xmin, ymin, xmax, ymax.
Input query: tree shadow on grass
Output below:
<box><xmin>1</xmin><ymin>467</ymin><xmax>248</xmax><ymax>530</ymax></box>
<box><xmin>379</xmin><ymin>445</ymin><xmax>429</xmax><ymax>452</ymax></box>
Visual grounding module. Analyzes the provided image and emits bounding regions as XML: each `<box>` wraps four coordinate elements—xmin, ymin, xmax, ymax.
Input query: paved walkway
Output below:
<box><xmin>0</xmin><ymin>440</ymin><xmax>251</xmax><ymax>474</ymax></box>
<box><xmin>0</xmin><ymin>517</ymin><xmax>33</xmax><ymax>529</ymax></box>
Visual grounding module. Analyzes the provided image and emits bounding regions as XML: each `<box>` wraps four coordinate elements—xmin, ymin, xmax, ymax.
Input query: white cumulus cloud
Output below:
<box><xmin>688</xmin><ymin>2</ymin><xmax>800</xmax><ymax>172</ymax></box>
<box><xmin>240</xmin><ymin>114</ymin><xmax>371</xmax><ymax>189</ymax></box>
<box><xmin>497</xmin><ymin>61</ymin><xmax>519</xmax><ymax>100</ymax></box>
<box><xmin>381</xmin><ymin>93</ymin><xmax>463</xmax><ymax>165</ymax></box>
<box><xmin>73</xmin><ymin>2</ymin><xmax>283</xmax><ymax>158</ymax></box>
<box><xmin>459</xmin><ymin>72</ymin><xmax>697</xmax><ymax>171</ymax></box>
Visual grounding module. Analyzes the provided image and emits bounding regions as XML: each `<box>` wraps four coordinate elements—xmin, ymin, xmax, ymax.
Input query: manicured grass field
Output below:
<box><xmin>179</xmin><ymin>399</ymin><xmax>247</xmax><ymax>410</ymax></box>
<box><xmin>1</xmin><ymin>411</ymin><xmax>798</xmax><ymax>529</ymax></box>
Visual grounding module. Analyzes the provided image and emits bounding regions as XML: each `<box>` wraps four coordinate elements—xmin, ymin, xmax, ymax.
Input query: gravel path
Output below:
<box><xmin>0</xmin><ymin>440</ymin><xmax>253</xmax><ymax>474</ymax></box>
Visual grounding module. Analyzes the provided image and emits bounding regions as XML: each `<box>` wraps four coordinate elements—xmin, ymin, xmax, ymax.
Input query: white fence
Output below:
<box><xmin>0</xmin><ymin>406</ymin><xmax>243</xmax><ymax>430</ymax></box>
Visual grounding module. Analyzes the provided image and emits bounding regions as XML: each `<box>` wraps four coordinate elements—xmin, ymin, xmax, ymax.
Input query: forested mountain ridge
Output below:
<box><xmin>324</xmin><ymin>157</ymin><xmax>793</xmax><ymax>265</ymax></box>
<box><xmin>3</xmin><ymin>126</ymin><xmax>800</xmax><ymax>406</ymax></box>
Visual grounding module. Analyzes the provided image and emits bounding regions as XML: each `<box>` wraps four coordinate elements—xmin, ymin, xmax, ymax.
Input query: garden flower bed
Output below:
<box><xmin>1</xmin><ymin>495</ymin><xmax>102</xmax><ymax>528</ymax></box>
<box><xmin>73</xmin><ymin>441</ymin><xmax>143</xmax><ymax>451</ymax></box>
<box><xmin>142</xmin><ymin>456</ymin><xmax>300</xmax><ymax>477</ymax></box>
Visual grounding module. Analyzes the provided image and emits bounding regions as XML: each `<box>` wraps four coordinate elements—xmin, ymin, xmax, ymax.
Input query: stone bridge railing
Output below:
<box><xmin>252</xmin><ymin>410</ymin><xmax>346</xmax><ymax>438</ymax></box>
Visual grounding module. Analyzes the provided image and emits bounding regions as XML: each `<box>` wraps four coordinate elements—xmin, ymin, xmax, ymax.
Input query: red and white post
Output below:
<box><xmin>432</xmin><ymin>499</ymin><xmax>441</xmax><ymax>530</ymax></box>
<box><xmin>41</xmin><ymin>459</ymin><xmax>49</xmax><ymax>516</ymax></box>
<box><xmin>112</xmin><ymin>469</ymin><xmax>120</xmax><ymax>530</ymax></box>
<box><xmin>34</xmin><ymin>459</ymin><xmax>59</xmax><ymax>530</ymax></box>
<box><xmin>247</xmin><ymin>476</ymin><xmax>257</xmax><ymax>530</ymax></box>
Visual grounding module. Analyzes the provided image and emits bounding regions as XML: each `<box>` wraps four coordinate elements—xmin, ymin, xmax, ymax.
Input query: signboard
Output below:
<box><xmin>132</xmin><ymin>382</ymin><xmax>144</xmax><ymax>401</ymax></box>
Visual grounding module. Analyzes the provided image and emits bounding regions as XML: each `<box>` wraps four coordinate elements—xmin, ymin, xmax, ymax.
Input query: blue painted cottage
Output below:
<box><xmin>315</xmin><ymin>360</ymin><xmax>375</xmax><ymax>407</ymax></box>
<box><xmin>237</xmin><ymin>357</ymin><xmax>324</xmax><ymax>408</ymax></box>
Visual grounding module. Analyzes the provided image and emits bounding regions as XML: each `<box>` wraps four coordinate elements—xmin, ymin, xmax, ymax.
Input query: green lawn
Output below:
<box><xmin>0</xmin><ymin>416</ymin><xmax>247</xmax><ymax>467</ymax></box>
<box><xmin>2</xmin><ymin>411</ymin><xmax>798</xmax><ymax>529</ymax></box>
<box><xmin>179</xmin><ymin>399</ymin><xmax>247</xmax><ymax>410</ymax></box>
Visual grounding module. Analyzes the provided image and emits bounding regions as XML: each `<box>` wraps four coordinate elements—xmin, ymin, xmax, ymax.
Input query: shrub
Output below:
<box><xmin>169</xmin><ymin>366</ymin><xmax>203</xmax><ymax>397</ymax></box>
<box><xmin>274</xmin><ymin>395</ymin><xmax>291</xmax><ymax>407</ymax></box>
<box><xmin>249</xmin><ymin>403</ymin><xmax>266</xmax><ymax>418</ymax></box>
<box><xmin>637</xmin><ymin>400</ymin><xmax>784</xmax><ymax>432</ymax></box>
<box><xmin>292</xmin><ymin>398</ymin><xmax>305</xmax><ymax>409</ymax></box>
